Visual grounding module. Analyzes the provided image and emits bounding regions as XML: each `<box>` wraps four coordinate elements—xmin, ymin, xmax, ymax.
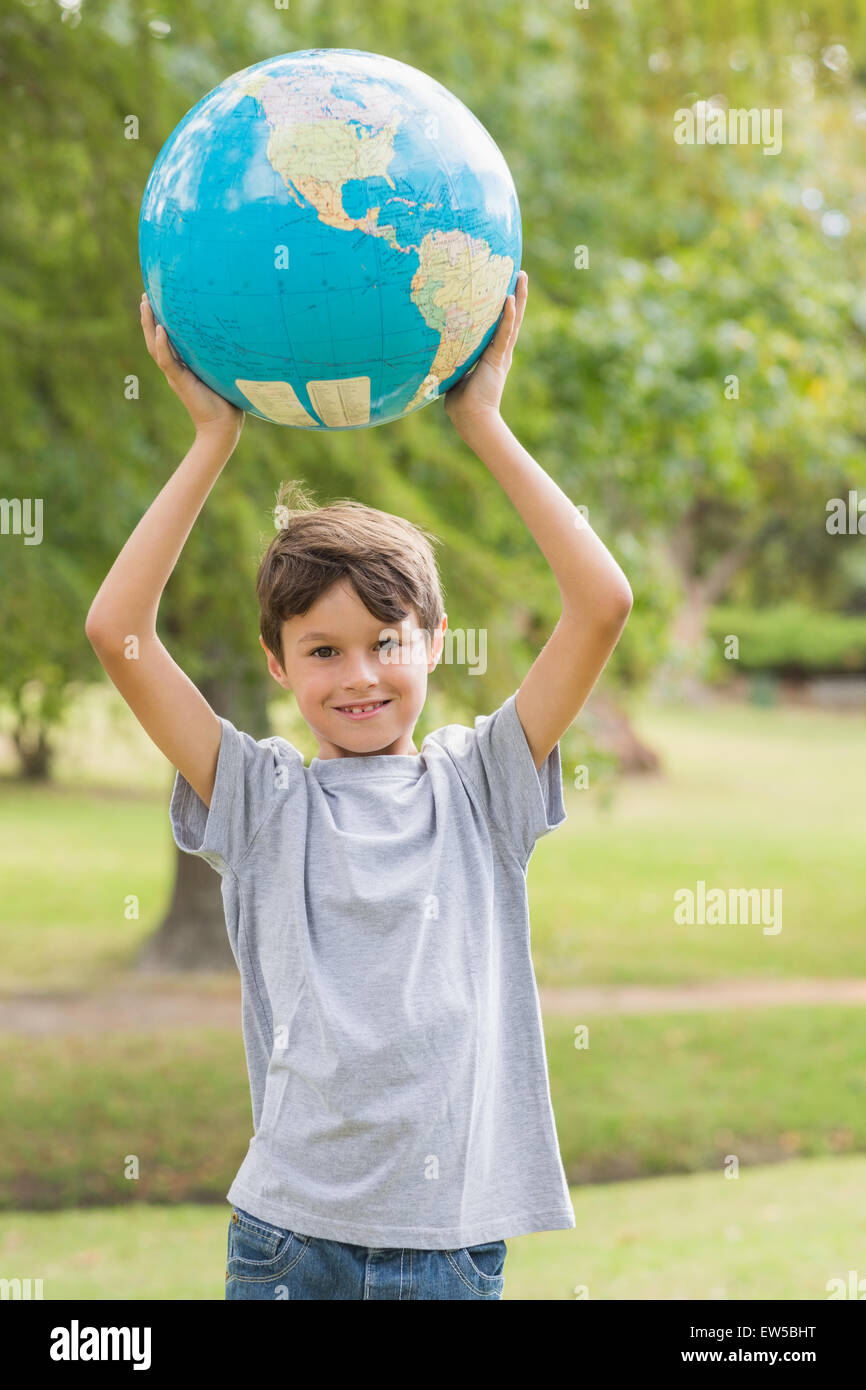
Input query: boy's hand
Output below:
<box><xmin>444</xmin><ymin>269</ymin><xmax>527</xmax><ymax>434</ymax></box>
<box><xmin>140</xmin><ymin>294</ymin><xmax>244</xmax><ymax>440</ymax></box>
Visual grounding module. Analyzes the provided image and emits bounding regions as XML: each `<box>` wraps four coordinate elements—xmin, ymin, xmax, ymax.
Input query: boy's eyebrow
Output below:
<box><xmin>295</xmin><ymin>627</ymin><xmax>409</xmax><ymax>644</ymax></box>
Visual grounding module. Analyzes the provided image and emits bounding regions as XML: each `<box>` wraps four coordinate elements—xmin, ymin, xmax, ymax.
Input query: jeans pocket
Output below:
<box><xmin>445</xmin><ymin>1240</ymin><xmax>507</xmax><ymax>1297</ymax></box>
<box><xmin>229</xmin><ymin>1207</ymin><xmax>309</xmax><ymax>1266</ymax></box>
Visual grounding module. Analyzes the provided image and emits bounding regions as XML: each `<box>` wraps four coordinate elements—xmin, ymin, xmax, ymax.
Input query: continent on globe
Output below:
<box><xmin>139</xmin><ymin>48</ymin><xmax>522</xmax><ymax>429</ymax></box>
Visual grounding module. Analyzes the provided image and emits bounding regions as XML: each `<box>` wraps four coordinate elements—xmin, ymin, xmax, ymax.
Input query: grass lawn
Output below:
<box><xmin>0</xmin><ymin>689</ymin><xmax>863</xmax><ymax>1282</ymax></box>
<box><xmin>2</xmin><ymin>1153</ymin><xmax>863</xmax><ymax>1300</ymax></box>
<box><xmin>0</xmin><ymin>693</ymin><xmax>864</xmax><ymax>991</ymax></box>
<box><xmin>2</xmin><ymin>1007</ymin><xmax>864</xmax><ymax>1207</ymax></box>
<box><xmin>530</xmin><ymin>698</ymin><xmax>866</xmax><ymax>983</ymax></box>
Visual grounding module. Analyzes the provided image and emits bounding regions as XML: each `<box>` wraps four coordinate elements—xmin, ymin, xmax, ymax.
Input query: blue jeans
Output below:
<box><xmin>225</xmin><ymin>1206</ymin><xmax>507</xmax><ymax>1300</ymax></box>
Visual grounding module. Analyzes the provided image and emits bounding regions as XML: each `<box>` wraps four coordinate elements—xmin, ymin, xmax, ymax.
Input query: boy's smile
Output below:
<box><xmin>260</xmin><ymin>577</ymin><xmax>446</xmax><ymax>760</ymax></box>
<box><xmin>332</xmin><ymin>698</ymin><xmax>394</xmax><ymax>718</ymax></box>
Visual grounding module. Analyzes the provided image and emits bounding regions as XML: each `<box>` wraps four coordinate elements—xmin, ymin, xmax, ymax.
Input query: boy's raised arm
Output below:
<box><xmin>85</xmin><ymin>297</ymin><xmax>245</xmax><ymax>809</ymax></box>
<box><xmin>445</xmin><ymin>272</ymin><xmax>633</xmax><ymax>772</ymax></box>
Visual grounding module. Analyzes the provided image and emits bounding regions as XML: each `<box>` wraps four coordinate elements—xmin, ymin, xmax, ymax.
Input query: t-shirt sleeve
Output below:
<box><xmin>434</xmin><ymin>690</ymin><xmax>567</xmax><ymax>866</ymax></box>
<box><xmin>169</xmin><ymin>715</ymin><xmax>302</xmax><ymax>875</ymax></box>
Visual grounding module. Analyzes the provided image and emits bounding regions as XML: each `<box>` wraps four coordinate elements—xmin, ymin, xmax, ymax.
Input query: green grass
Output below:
<box><xmin>2</xmin><ymin>1006</ymin><xmax>864</xmax><ymax>1209</ymax></box>
<box><xmin>0</xmin><ymin>780</ymin><xmax>170</xmax><ymax>991</ymax></box>
<box><xmin>0</xmin><ymin>693</ymin><xmax>862</xmax><ymax>1206</ymax></box>
<box><xmin>1</xmin><ymin>691</ymin><xmax>864</xmax><ymax>1293</ymax></box>
<box><xmin>2</xmin><ymin>1153</ymin><xmax>864</xmax><ymax>1300</ymax></box>
<box><xmin>1</xmin><ymin>694</ymin><xmax>864</xmax><ymax>990</ymax></box>
<box><xmin>545</xmin><ymin>1006</ymin><xmax>866</xmax><ymax>1181</ymax></box>
<box><xmin>530</xmin><ymin>699</ymin><xmax>866</xmax><ymax>983</ymax></box>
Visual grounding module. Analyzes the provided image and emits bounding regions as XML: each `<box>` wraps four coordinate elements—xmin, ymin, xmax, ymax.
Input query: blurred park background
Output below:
<box><xmin>1</xmin><ymin>0</ymin><xmax>866</xmax><ymax>1299</ymax></box>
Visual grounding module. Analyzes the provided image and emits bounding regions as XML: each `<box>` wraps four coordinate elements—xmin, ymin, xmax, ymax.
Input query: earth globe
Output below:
<box><xmin>138</xmin><ymin>48</ymin><xmax>522</xmax><ymax>429</ymax></box>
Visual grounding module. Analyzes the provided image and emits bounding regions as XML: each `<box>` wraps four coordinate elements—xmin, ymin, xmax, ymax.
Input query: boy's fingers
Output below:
<box><xmin>139</xmin><ymin>297</ymin><xmax>186</xmax><ymax>383</ymax></box>
<box><xmin>140</xmin><ymin>300</ymin><xmax>159</xmax><ymax>358</ymax></box>
<box><xmin>503</xmin><ymin>296</ymin><xmax>520</xmax><ymax>360</ymax></box>
<box><xmin>152</xmin><ymin>321</ymin><xmax>184</xmax><ymax>373</ymax></box>
<box><xmin>509</xmin><ymin>297</ymin><xmax>521</xmax><ymax>343</ymax></box>
<box><xmin>513</xmin><ymin>273</ymin><xmax>527</xmax><ymax>325</ymax></box>
<box><xmin>487</xmin><ymin>295</ymin><xmax>515</xmax><ymax>363</ymax></box>
<box><xmin>156</xmin><ymin>328</ymin><xmax>181</xmax><ymax>373</ymax></box>
<box><xmin>140</xmin><ymin>297</ymin><xmax>177</xmax><ymax>369</ymax></box>
<box><xmin>153</xmin><ymin>323</ymin><xmax>168</xmax><ymax>364</ymax></box>
<box><xmin>505</xmin><ymin>274</ymin><xmax>527</xmax><ymax>355</ymax></box>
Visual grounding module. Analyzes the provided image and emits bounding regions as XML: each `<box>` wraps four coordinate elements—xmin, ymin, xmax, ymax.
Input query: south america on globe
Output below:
<box><xmin>138</xmin><ymin>48</ymin><xmax>522</xmax><ymax>429</ymax></box>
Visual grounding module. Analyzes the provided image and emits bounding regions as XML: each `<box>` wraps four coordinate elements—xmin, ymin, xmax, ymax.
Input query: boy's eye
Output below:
<box><xmin>310</xmin><ymin>638</ymin><xmax>399</xmax><ymax>658</ymax></box>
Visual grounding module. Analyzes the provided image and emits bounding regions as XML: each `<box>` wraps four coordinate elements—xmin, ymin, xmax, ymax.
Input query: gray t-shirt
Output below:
<box><xmin>170</xmin><ymin>688</ymin><xmax>576</xmax><ymax>1249</ymax></box>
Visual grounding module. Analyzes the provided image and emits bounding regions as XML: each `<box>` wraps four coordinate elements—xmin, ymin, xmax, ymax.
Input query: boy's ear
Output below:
<box><xmin>260</xmin><ymin>634</ymin><xmax>291</xmax><ymax>690</ymax></box>
<box><xmin>430</xmin><ymin>612</ymin><xmax>447</xmax><ymax>669</ymax></box>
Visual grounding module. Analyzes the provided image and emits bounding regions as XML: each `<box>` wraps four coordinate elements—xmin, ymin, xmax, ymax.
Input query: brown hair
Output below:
<box><xmin>257</xmin><ymin>480</ymin><xmax>446</xmax><ymax>671</ymax></box>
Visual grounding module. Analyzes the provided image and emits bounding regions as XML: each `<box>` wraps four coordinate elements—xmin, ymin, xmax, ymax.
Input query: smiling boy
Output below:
<box><xmin>259</xmin><ymin>549</ymin><xmax>443</xmax><ymax>760</ymax></box>
<box><xmin>86</xmin><ymin>272</ymin><xmax>632</xmax><ymax>1299</ymax></box>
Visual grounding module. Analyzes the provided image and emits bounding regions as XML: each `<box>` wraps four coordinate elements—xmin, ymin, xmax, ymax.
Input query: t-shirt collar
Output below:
<box><xmin>309</xmin><ymin>749</ymin><xmax>426</xmax><ymax>780</ymax></box>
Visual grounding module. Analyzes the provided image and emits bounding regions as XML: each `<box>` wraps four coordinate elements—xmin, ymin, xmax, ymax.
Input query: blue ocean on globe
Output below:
<box><xmin>138</xmin><ymin>48</ymin><xmax>522</xmax><ymax>429</ymax></box>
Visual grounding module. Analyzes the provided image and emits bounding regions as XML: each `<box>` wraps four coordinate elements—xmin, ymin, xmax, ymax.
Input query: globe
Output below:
<box><xmin>138</xmin><ymin>48</ymin><xmax>522</xmax><ymax>430</ymax></box>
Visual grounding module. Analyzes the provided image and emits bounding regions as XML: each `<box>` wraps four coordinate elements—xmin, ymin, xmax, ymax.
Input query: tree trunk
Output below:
<box><xmin>660</xmin><ymin>578</ymin><xmax>718</xmax><ymax>703</ymax></box>
<box><xmin>135</xmin><ymin>671</ymin><xmax>271</xmax><ymax>973</ymax></box>
<box><xmin>10</xmin><ymin>680</ymin><xmax>59</xmax><ymax>781</ymax></box>
<box><xmin>510</xmin><ymin>602</ymin><xmax>661</xmax><ymax>772</ymax></box>
<box><xmin>582</xmin><ymin>690</ymin><xmax>661</xmax><ymax>774</ymax></box>
<box><xmin>657</xmin><ymin>509</ymin><xmax>760</xmax><ymax>701</ymax></box>
<box><xmin>12</xmin><ymin>721</ymin><xmax>53</xmax><ymax>780</ymax></box>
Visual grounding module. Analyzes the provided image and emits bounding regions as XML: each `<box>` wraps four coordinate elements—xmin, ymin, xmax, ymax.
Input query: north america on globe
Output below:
<box><xmin>138</xmin><ymin>49</ymin><xmax>522</xmax><ymax>429</ymax></box>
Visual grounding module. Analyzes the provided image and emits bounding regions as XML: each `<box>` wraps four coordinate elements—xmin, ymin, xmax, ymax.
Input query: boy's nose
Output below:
<box><xmin>338</xmin><ymin>682</ymin><xmax>381</xmax><ymax>698</ymax></box>
<box><xmin>341</xmin><ymin>657</ymin><xmax>382</xmax><ymax>685</ymax></box>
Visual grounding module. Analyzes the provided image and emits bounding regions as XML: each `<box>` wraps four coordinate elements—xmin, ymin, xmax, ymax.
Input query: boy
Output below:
<box><xmin>86</xmin><ymin>272</ymin><xmax>633</xmax><ymax>1300</ymax></box>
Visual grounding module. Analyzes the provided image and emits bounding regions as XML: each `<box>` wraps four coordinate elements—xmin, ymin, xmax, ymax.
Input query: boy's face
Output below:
<box><xmin>260</xmin><ymin>578</ymin><xmax>447</xmax><ymax>759</ymax></box>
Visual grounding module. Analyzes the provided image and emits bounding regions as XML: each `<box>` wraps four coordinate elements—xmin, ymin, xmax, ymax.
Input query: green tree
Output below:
<box><xmin>4</xmin><ymin>0</ymin><xmax>866</xmax><ymax>965</ymax></box>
